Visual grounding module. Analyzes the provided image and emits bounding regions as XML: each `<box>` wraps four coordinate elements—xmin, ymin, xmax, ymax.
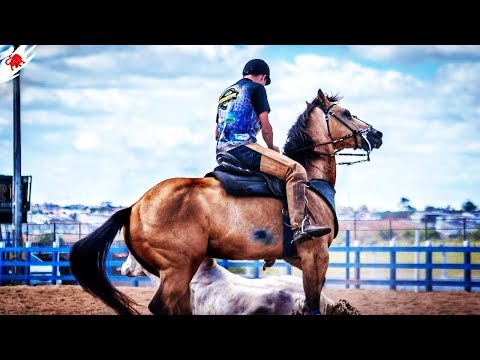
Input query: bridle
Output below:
<box><xmin>289</xmin><ymin>103</ymin><xmax>374</xmax><ymax>166</ymax></box>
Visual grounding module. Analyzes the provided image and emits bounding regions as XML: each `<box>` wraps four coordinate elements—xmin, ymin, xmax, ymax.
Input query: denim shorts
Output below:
<box><xmin>227</xmin><ymin>145</ymin><xmax>261</xmax><ymax>171</ymax></box>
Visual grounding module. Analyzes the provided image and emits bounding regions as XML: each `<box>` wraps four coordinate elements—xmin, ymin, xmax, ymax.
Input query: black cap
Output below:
<box><xmin>242</xmin><ymin>59</ymin><xmax>271</xmax><ymax>86</ymax></box>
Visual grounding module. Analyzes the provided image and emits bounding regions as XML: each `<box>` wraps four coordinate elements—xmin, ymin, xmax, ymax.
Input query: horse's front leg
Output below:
<box><xmin>296</xmin><ymin>237</ymin><xmax>330</xmax><ymax>315</ymax></box>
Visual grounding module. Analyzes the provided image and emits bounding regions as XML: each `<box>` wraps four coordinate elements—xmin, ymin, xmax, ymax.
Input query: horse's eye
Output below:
<box><xmin>344</xmin><ymin>110</ymin><xmax>351</xmax><ymax>118</ymax></box>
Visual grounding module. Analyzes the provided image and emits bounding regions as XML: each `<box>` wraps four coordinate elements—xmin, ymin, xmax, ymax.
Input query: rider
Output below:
<box><xmin>215</xmin><ymin>58</ymin><xmax>331</xmax><ymax>243</ymax></box>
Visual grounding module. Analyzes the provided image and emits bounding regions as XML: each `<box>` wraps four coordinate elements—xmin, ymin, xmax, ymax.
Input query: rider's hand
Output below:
<box><xmin>271</xmin><ymin>145</ymin><xmax>280</xmax><ymax>153</ymax></box>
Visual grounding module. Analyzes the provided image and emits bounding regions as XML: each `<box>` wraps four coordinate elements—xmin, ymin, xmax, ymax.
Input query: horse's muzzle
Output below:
<box><xmin>365</xmin><ymin>128</ymin><xmax>383</xmax><ymax>150</ymax></box>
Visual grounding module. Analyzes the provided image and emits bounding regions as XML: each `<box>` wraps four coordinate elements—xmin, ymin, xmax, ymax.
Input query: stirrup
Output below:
<box><xmin>291</xmin><ymin>225</ymin><xmax>331</xmax><ymax>244</ymax></box>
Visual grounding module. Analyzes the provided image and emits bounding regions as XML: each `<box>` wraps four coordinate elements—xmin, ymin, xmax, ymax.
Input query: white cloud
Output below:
<box><xmin>73</xmin><ymin>133</ymin><xmax>100</xmax><ymax>151</ymax></box>
<box><xmin>0</xmin><ymin>45</ymin><xmax>478</xmax><ymax>211</ymax></box>
<box><xmin>348</xmin><ymin>45</ymin><xmax>480</xmax><ymax>61</ymax></box>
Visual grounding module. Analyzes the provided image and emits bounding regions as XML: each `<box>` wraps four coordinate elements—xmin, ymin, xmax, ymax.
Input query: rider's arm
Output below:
<box><xmin>259</xmin><ymin>112</ymin><xmax>279</xmax><ymax>152</ymax></box>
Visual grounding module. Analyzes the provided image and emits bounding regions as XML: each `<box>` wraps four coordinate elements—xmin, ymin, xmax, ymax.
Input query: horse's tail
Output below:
<box><xmin>70</xmin><ymin>207</ymin><xmax>140</xmax><ymax>315</ymax></box>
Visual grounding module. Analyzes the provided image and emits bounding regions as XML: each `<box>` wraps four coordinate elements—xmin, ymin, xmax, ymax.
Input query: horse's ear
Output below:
<box><xmin>305</xmin><ymin>101</ymin><xmax>310</xmax><ymax>106</ymax></box>
<box><xmin>317</xmin><ymin>89</ymin><xmax>326</xmax><ymax>102</ymax></box>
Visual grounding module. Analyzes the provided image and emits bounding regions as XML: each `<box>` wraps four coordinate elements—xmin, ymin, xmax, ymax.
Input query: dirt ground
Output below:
<box><xmin>1</xmin><ymin>285</ymin><xmax>480</xmax><ymax>315</ymax></box>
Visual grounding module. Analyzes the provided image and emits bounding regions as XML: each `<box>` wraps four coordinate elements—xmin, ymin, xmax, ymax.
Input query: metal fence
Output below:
<box><xmin>1</xmin><ymin>216</ymin><xmax>479</xmax><ymax>247</ymax></box>
<box><xmin>1</xmin><ymin>229</ymin><xmax>479</xmax><ymax>291</ymax></box>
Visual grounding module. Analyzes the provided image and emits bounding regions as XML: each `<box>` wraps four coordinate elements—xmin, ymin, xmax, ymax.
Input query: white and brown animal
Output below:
<box><xmin>121</xmin><ymin>254</ymin><xmax>337</xmax><ymax>315</ymax></box>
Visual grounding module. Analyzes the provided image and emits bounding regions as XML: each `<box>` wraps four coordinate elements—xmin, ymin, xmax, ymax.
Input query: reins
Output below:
<box><xmin>289</xmin><ymin>103</ymin><xmax>373</xmax><ymax>166</ymax></box>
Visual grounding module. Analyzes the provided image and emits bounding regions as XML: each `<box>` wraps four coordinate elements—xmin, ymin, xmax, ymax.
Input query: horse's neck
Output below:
<box><xmin>303</xmin><ymin>107</ymin><xmax>337</xmax><ymax>186</ymax></box>
<box><xmin>305</xmin><ymin>156</ymin><xmax>336</xmax><ymax>187</ymax></box>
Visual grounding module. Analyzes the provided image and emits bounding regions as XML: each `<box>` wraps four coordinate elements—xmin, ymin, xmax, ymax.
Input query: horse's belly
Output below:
<box><xmin>207</xmin><ymin>197</ymin><xmax>285</xmax><ymax>260</ymax></box>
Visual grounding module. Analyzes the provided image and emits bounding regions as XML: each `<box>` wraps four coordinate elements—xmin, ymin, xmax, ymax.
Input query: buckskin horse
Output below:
<box><xmin>70</xmin><ymin>89</ymin><xmax>383</xmax><ymax>315</ymax></box>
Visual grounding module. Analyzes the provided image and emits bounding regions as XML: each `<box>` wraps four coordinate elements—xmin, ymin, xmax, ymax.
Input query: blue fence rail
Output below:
<box><xmin>1</xmin><ymin>240</ymin><xmax>479</xmax><ymax>291</ymax></box>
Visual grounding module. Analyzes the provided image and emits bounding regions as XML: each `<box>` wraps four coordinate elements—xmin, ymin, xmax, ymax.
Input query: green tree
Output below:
<box><xmin>399</xmin><ymin>197</ymin><xmax>416</xmax><ymax>213</ymax></box>
<box><xmin>36</xmin><ymin>233</ymin><xmax>55</xmax><ymax>246</ymax></box>
<box><xmin>462</xmin><ymin>200</ymin><xmax>478</xmax><ymax>212</ymax></box>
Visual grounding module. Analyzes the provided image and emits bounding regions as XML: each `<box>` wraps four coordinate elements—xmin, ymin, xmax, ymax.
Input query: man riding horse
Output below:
<box><xmin>215</xmin><ymin>59</ymin><xmax>331</xmax><ymax>244</ymax></box>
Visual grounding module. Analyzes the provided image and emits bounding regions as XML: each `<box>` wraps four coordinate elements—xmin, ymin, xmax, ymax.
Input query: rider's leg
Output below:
<box><xmin>243</xmin><ymin>143</ymin><xmax>331</xmax><ymax>242</ymax></box>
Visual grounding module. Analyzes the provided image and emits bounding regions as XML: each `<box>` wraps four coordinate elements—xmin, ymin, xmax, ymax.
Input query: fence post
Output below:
<box><xmin>440</xmin><ymin>245</ymin><xmax>447</xmax><ymax>278</ymax></box>
<box><xmin>414</xmin><ymin>230</ymin><xmax>420</xmax><ymax>292</ymax></box>
<box><xmin>345</xmin><ymin>230</ymin><xmax>350</xmax><ymax>289</ymax></box>
<box><xmin>425</xmin><ymin>240</ymin><xmax>432</xmax><ymax>292</ymax></box>
<box><xmin>354</xmin><ymin>239</ymin><xmax>360</xmax><ymax>289</ymax></box>
<box><xmin>389</xmin><ymin>238</ymin><xmax>396</xmax><ymax>290</ymax></box>
<box><xmin>389</xmin><ymin>219</ymin><xmax>393</xmax><ymax>243</ymax></box>
<box><xmin>285</xmin><ymin>262</ymin><xmax>292</xmax><ymax>275</ymax></box>
<box><xmin>218</xmin><ymin>259</ymin><xmax>228</xmax><ymax>269</ymax></box>
<box><xmin>25</xmin><ymin>241</ymin><xmax>31</xmax><ymax>286</ymax></box>
<box><xmin>52</xmin><ymin>241</ymin><xmax>59</xmax><ymax>285</ymax></box>
<box><xmin>464</xmin><ymin>240</ymin><xmax>471</xmax><ymax>292</ymax></box>
<box><xmin>253</xmin><ymin>260</ymin><xmax>260</xmax><ymax>279</ymax></box>
<box><xmin>0</xmin><ymin>241</ymin><xmax>4</xmax><ymax>286</ymax></box>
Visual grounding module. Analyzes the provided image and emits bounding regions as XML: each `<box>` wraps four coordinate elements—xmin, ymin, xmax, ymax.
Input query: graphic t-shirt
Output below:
<box><xmin>216</xmin><ymin>78</ymin><xmax>270</xmax><ymax>153</ymax></box>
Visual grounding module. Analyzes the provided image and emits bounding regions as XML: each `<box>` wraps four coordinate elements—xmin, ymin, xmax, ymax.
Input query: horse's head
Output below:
<box><xmin>283</xmin><ymin>89</ymin><xmax>383</xmax><ymax>166</ymax></box>
<box><xmin>315</xmin><ymin>89</ymin><xmax>383</xmax><ymax>152</ymax></box>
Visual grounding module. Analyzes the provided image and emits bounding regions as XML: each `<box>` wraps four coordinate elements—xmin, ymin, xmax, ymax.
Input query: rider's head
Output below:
<box><xmin>242</xmin><ymin>59</ymin><xmax>271</xmax><ymax>86</ymax></box>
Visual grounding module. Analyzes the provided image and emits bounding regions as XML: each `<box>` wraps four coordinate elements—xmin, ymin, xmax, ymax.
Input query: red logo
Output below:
<box><xmin>0</xmin><ymin>45</ymin><xmax>36</xmax><ymax>84</ymax></box>
<box><xmin>5</xmin><ymin>53</ymin><xmax>25</xmax><ymax>71</ymax></box>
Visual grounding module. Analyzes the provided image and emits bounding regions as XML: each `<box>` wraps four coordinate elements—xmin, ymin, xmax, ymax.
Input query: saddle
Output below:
<box><xmin>205</xmin><ymin>152</ymin><xmax>286</xmax><ymax>199</ymax></box>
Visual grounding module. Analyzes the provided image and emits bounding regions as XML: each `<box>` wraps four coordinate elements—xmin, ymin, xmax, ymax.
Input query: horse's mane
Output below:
<box><xmin>283</xmin><ymin>92</ymin><xmax>341</xmax><ymax>167</ymax></box>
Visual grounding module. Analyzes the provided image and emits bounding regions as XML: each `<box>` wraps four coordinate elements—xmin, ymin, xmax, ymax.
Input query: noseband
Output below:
<box><xmin>290</xmin><ymin>103</ymin><xmax>373</xmax><ymax>166</ymax></box>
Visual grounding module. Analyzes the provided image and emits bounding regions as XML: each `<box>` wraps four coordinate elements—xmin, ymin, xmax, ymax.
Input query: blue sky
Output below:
<box><xmin>0</xmin><ymin>45</ymin><xmax>479</xmax><ymax>211</ymax></box>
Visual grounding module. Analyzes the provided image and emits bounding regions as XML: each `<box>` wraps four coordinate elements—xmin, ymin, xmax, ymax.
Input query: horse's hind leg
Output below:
<box><xmin>148</xmin><ymin>269</ymin><xmax>194</xmax><ymax>315</ymax></box>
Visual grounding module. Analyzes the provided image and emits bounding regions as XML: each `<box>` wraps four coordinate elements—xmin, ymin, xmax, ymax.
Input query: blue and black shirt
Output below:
<box><xmin>216</xmin><ymin>78</ymin><xmax>271</xmax><ymax>154</ymax></box>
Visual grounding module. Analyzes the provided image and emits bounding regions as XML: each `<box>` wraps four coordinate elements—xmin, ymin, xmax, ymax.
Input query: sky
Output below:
<box><xmin>0</xmin><ymin>45</ymin><xmax>479</xmax><ymax>212</ymax></box>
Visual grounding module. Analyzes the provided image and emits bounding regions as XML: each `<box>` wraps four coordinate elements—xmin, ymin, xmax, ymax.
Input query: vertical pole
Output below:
<box><xmin>414</xmin><ymin>229</ymin><xmax>420</xmax><ymax>292</ymax></box>
<box><xmin>52</xmin><ymin>240</ymin><xmax>59</xmax><ymax>285</ymax></box>
<box><xmin>13</xmin><ymin>58</ymin><xmax>22</xmax><ymax>248</ymax></box>
<box><xmin>389</xmin><ymin>219</ymin><xmax>392</xmax><ymax>243</ymax></box>
<box><xmin>441</xmin><ymin>245</ymin><xmax>447</xmax><ymax>278</ymax></box>
<box><xmin>464</xmin><ymin>240</ymin><xmax>471</xmax><ymax>292</ymax></box>
<box><xmin>252</xmin><ymin>260</ymin><xmax>260</xmax><ymax>279</ymax></box>
<box><xmin>353</xmin><ymin>212</ymin><xmax>357</xmax><ymax>243</ymax></box>
<box><xmin>25</xmin><ymin>241</ymin><xmax>31</xmax><ymax>286</ymax></box>
<box><xmin>354</xmin><ymin>239</ymin><xmax>360</xmax><ymax>289</ymax></box>
<box><xmin>286</xmin><ymin>262</ymin><xmax>292</xmax><ymax>275</ymax></box>
<box><xmin>424</xmin><ymin>219</ymin><xmax>428</xmax><ymax>242</ymax></box>
<box><xmin>12</xmin><ymin>52</ymin><xmax>22</xmax><ymax>280</ymax></box>
<box><xmin>389</xmin><ymin>238</ymin><xmax>396</xmax><ymax>290</ymax></box>
<box><xmin>425</xmin><ymin>240</ymin><xmax>432</xmax><ymax>292</ymax></box>
<box><xmin>0</xmin><ymin>241</ymin><xmax>4</xmax><ymax>286</ymax></box>
<box><xmin>345</xmin><ymin>230</ymin><xmax>350</xmax><ymax>289</ymax></box>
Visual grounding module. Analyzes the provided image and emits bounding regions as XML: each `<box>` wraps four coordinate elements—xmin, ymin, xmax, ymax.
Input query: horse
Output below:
<box><xmin>70</xmin><ymin>88</ymin><xmax>383</xmax><ymax>315</ymax></box>
<box><xmin>121</xmin><ymin>254</ymin><xmax>340</xmax><ymax>315</ymax></box>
